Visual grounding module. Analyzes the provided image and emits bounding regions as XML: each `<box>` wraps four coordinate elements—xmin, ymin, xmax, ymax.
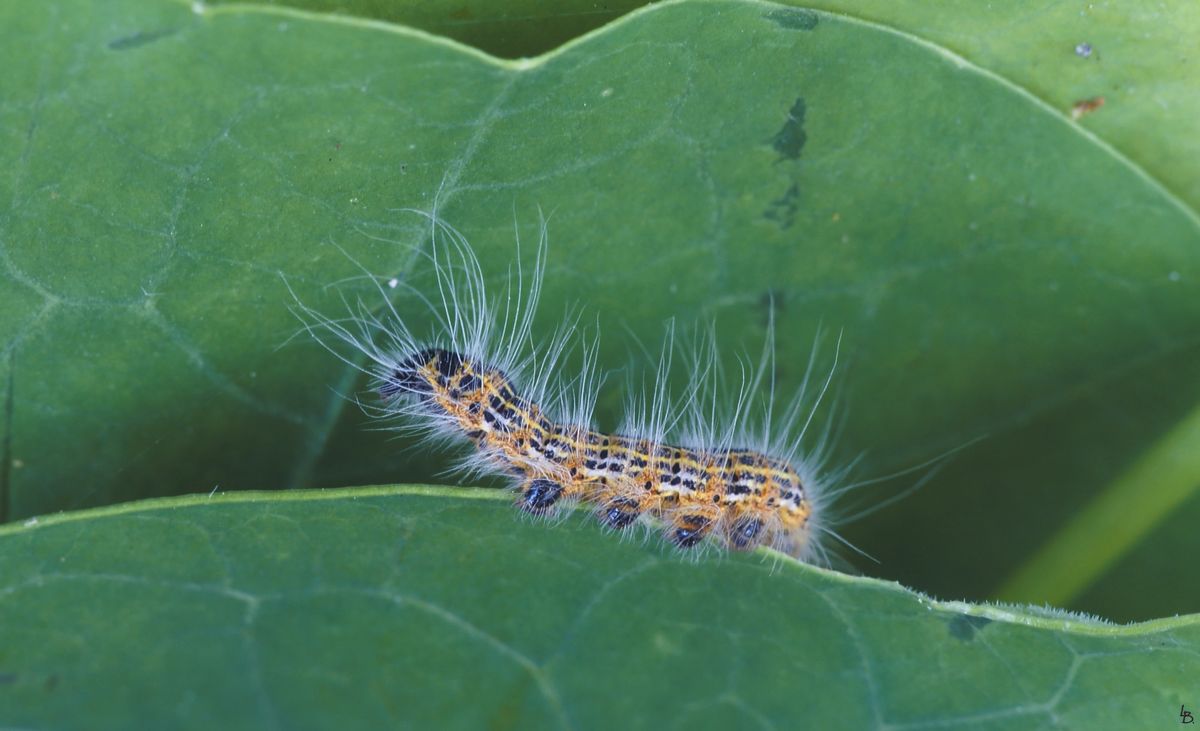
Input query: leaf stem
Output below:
<box><xmin>997</xmin><ymin>400</ymin><xmax>1200</xmax><ymax>605</ymax></box>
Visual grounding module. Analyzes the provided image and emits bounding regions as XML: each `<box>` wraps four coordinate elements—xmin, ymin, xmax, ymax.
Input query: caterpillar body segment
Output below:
<box><xmin>386</xmin><ymin>347</ymin><xmax>818</xmax><ymax>557</ymax></box>
<box><xmin>292</xmin><ymin>212</ymin><xmax>836</xmax><ymax>564</ymax></box>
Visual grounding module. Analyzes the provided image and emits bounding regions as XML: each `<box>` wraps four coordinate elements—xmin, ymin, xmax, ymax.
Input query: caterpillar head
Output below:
<box><xmin>381</xmin><ymin>348</ymin><xmax>467</xmax><ymax>400</ymax></box>
<box><xmin>380</xmin><ymin>348</ymin><xmax>522</xmax><ymax>413</ymax></box>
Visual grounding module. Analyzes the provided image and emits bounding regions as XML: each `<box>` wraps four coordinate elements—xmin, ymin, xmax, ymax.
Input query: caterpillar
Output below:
<box><xmin>293</xmin><ymin>211</ymin><xmax>845</xmax><ymax>564</ymax></box>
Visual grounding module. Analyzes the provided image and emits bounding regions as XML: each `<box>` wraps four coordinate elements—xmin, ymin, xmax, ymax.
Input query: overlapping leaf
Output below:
<box><xmin>2</xmin><ymin>488</ymin><xmax>1197</xmax><ymax>730</ymax></box>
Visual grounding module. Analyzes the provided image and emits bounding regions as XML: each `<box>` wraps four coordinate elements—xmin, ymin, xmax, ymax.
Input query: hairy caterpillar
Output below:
<box><xmin>293</xmin><ymin>211</ymin><xmax>848</xmax><ymax>564</ymax></box>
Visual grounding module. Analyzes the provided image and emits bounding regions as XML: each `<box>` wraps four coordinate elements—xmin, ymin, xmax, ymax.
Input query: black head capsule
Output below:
<box><xmin>382</xmin><ymin>348</ymin><xmax>465</xmax><ymax>399</ymax></box>
<box><xmin>379</xmin><ymin>364</ymin><xmax>423</xmax><ymax>399</ymax></box>
<box><xmin>521</xmin><ymin>479</ymin><xmax>564</xmax><ymax>514</ymax></box>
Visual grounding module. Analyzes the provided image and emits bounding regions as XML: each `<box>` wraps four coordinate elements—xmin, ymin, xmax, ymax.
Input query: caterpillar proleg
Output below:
<box><xmin>293</xmin><ymin>211</ymin><xmax>848</xmax><ymax>565</ymax></box>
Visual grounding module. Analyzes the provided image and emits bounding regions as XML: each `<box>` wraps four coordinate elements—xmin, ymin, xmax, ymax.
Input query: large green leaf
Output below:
<box><xmin>2</xmin><ymin>0</ymin><xmax>1199</xmax><ymax>629</ymax></box>
<box><xmin>2</xmin><ymin>487</ymin><xmax>1197</xmax><ymax>730</ymax></box>
<box><xmin>219</xmin><ymin>0</ymin><xmax>1200</xmax><ymax>215</ymax></box>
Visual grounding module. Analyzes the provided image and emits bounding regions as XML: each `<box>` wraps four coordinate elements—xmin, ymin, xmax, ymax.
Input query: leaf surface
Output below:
<box><xmin>220</xmin><ymin>0</ymin><xmax>1200</xmax><ymax>214</ymax></box>
<box><xmin>1</xmin><ymin>487</ymin><xmax>1195</xmax><ymax>730</ymax></box>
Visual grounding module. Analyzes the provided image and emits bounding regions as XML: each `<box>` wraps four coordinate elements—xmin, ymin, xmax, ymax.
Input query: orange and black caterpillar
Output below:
<box><xmin>386</xmin><ymin>347</ymin><xmax>815</xmax><ymax>554</ymax></box>
<box><xmin>292</xmin><ymin>211</ymin><xmax>839</xmax><ymax>563</ymax></box>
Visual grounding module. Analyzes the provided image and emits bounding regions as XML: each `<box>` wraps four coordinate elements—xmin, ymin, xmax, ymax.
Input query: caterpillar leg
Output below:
<box><xmin>579</xmin><ymin>476</ymin><xmax>645</xmax><ymax>531</ymax></box>
<box><xmin>669</xmin><ymin>513</ymin><xmax>714</xmax><ymax>549</ymax></box>
<box><xmin>518</xmin><ymin>478</ymin><xmax>564</xmax><ymax>515</ymax></box>
<box><xmin>727</xmin><ymin>516</ymin><xmax>766</xmax><ymax>551</ymax></box>
<box><xmin>598</xmin><ymin>496</ymin><xmax>642</xmax><ymax>530</ymax></box>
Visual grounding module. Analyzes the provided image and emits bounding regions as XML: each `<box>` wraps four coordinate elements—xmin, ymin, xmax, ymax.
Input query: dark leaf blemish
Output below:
<box><xmin>947</xmin><ymin>614</ymin><xmax>992</xmax><ymax>641</ymax></box>
<box><xmin>772</xmin><ymin>97</ymin><xmax>807</xmax><ymax>161</ymax></box>
<box><xmin>763</xmin><ymin>96</ymin><xmax>807</xmax><ymax>228</ymax></box>
<box><xmin>764</xmin><ymin>182</ymin><xmax>800</xmax><ymax>228</ymax></box>
<box><xmin>107</xmin><ymin>28</ymin><xmax>177</xmax><ymax>51</ymax></box>
<box><xmin>764</xmin><ymin>8</ymin><xmax>819</xmax><ymax>31</ymax></box>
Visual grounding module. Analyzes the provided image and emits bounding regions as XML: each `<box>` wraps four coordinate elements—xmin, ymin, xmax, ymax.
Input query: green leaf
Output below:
<box><xmin>2</xmin><ymin>487</ymin><xmax>1196</xmax><ymax>730</ymax></box>
<box><xmin>209</xmin><ymin>0</ymin><xmax>1200</xmax><ymax>215</ymax></box>
<box><xmin>790</xmin><ymin>0</ymin><xmax>1200</xmax><ymax>217</ymax></box>
<box><xmin>2</xmin><ymin>0</ymin><xmax>1199</xmax><ymax>628</ymax></box>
